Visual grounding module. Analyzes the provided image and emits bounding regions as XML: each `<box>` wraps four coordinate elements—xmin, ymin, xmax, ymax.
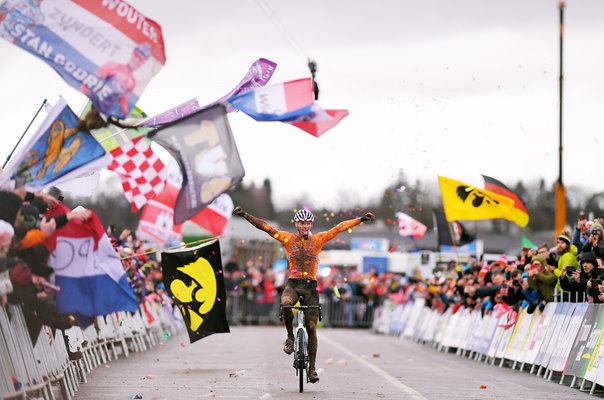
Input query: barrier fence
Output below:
<box><xmin>1</xmin><ymin>293</ymin><xmax>374</xmax><ymax>399</ymax></box>
<box><xmin>373</xmin><ymin>299</ymin><xmax>604</xmax><ymax>396</ymax></box>
<box><xmin>226</xmin><ymin>292</ymin><xmax>375</xmax><ymax>328</ymax></box>
<box><xmin>0</xmin><ymin>302</ymin><xmax>181</xmax><ymax>400</ymax></box>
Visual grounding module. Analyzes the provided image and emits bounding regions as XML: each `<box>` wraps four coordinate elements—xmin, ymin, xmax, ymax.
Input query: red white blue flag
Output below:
<box><xmin>45</xmin><ymin>205</ymin><xmax>138</xmax><ymax>325</ymax></box>
<box><xmin>227</xmin><ymin>78</ymin><xmax>314</xmax><ymax>121</ymax></box>
<box><xmin>0</xmin><ymin>0</ymin><xmax>166</xmax><ymax>118</ymax></box>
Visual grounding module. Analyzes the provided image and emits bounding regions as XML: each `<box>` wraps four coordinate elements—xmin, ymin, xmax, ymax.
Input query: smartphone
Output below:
<box><xmin>566</xmin><ymin>266</ymin><xmax>576</xmax><ymax>274</ymax></box>
<box><xmin>579</xmin><ymin>211</ymin><xmax>586</xmax><ymax>221</ymax></box>
<box><xmin>592</xmin><ymin>279</ymin><xmax>602</xmax><ymax>286</ymax></box>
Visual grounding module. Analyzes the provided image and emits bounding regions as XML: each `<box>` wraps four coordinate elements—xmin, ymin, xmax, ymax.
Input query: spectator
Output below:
<box><xmin>554</xmin><ymin>230</ymin><xmax>579</xmax><ymax>301</ymax></box>
<box><xmin>572</xmin><ymin>213</ymin><xmax>593</xmax><ymax>251</ymax></box>
<box><xmin>527</xmin><ymin>255</ymin><xmax>557</xmax><ymax>304</ymax></box>
<box><xmin>537</xmin><ymin>243</ymin><xmax>558</xmax><ymax>268</ymax></box>
<box><xmin>582</xmin><ymin>223</ymin><xmax>604</xmax><ymax>259</ymax></box>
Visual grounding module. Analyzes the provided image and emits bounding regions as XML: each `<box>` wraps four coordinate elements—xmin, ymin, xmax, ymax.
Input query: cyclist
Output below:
<box><xmin>233</xmin><ymin>206</ymin><xmax>375</xmax><ymax>383</ymax></box>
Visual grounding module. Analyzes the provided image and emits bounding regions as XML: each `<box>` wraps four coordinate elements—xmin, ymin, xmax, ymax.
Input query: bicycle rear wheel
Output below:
<box><xmin>298</xmin><ymin>333</ymin><xmax>305</xmax><ymax>393</ymax></box>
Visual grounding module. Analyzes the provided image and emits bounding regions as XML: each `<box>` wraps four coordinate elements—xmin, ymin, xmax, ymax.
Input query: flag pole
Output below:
<box><xmin>3</xmin><ymin>99</ymin><xmax>47</xmax><ymax>169</ymax></box>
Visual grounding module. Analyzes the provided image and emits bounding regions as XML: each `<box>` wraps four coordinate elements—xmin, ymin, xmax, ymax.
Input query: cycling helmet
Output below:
<box><xmin>294</xmin><ymin>209</ymin><xmax>314</xmax><ymax>222</ymax></box>
<box><xmin>133</xmin><ymin>42</ymin><xmax>152</xmax><ymax>59</ymax></box>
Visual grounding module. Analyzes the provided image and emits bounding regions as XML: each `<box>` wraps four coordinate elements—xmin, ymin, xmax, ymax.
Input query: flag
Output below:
<box><xmin>395</xmin><ymin>211</ymin><xmax>427</xmax><ymax>239</ymax></box>
<box><xmin>482</xmin><ymin>174</ymin><xmax>529</xmax><ymax>228</ymax></box>
<box><xmin>161</xmin><ymin>239</ymin><xmax>229</xmax><ymax>343</ymax></box>
<box><xmin>1</xmin><ymin>98</ymin><xmax>108</xmax><ymax>190</ymax></box>
<box><xmin>0</xmin><ymin>0</ymin><xmax>166</xmax><ymax>118</ymax></box>
<box><xmin>227</xmin><ymin>78</ymin><xmax>314</xmax><ymax>121</ymax></box>
<box><xmin>287</xmin><ymin>105</ymin><xmax>349</xmax><ymax>137</ymax></box>
<box><xmin>107</xmin><ymin>136</ymin><xmax>167</xmax><ymax>212</ymax></box>
<box><xmin>438</xmin><ymin>175</ymin><xmax>515</xmax><ymax>222</ymax></box>
<box><xmin>136</xmin><ymin>182</ymin><xmax>183</xmax><ymax>246</ymax></box>
<box><xmin>149</xmin><ymin>105</ymin><xmax>245</xmax><ymax>224</ymax></box>
<box><xmin>433</xmin><ymin>209</ymin><xmax>475</xmax><ymax>247</ymax></box>
<box><xmin>521</xmin><ymin>235</ymin><xmax>536</xmax><ymax>250</ymax></box>
<box><xmin>207</xmin><ymin>58</ymin><xmax>277</xmax><ymax>112</ymax></box>
<box><xmin>189</xmin><ymin>193</ymin><xmax>234</xmax><ymax>236</ymax></box>
<box><xmin>45</xmin><ymin>204</ymin><xmax>138</xmax><ymax>325</ymax></box>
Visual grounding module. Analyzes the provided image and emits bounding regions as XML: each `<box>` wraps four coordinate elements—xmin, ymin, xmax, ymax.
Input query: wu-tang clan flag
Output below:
<box><xmin>438</xmin><ymin>175</ymin><xmax>515</xmax><ymax>223</ymax></box>
<box><xmin>161</xmin><ymin>239</ymin><xmax>229</xmax><ymax>343</ymax></box>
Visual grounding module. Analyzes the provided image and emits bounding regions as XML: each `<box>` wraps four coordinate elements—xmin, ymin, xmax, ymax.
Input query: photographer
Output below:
<box><xmin>582</xmin><ymin>223</ymin><xmax>604</xmax><ymax>259</ymax></box>
<box><xmin>586</xmin><ymin>254</ymin><xmax>604</xmax><ymax>303</ymax></box>
<box><xmin>560</xmin><ymin>253</ymin><xmax>596</xmax><ymax>302</ymax></box>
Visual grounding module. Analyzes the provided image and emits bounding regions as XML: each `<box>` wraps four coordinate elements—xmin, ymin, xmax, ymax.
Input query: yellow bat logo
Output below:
<box><xmin>170</xmin><ymin>257</ymin><xmax>217</xmax><ymax>331</ymax></box>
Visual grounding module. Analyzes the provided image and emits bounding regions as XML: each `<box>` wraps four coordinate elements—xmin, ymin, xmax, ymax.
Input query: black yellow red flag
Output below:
<box><xmin>482</xmin><ymin>174</ymin><xmax>529</xmax><ymax>228</ymax></box>
<box><xmin>161</xmin><ymin>239</ymin><xmax>229</xmax><ymax>343</ymax></box>
<box><xmin>438</xmin><ymin>176</ymin><xmax>515</xmax><ymax>223</ymax></box>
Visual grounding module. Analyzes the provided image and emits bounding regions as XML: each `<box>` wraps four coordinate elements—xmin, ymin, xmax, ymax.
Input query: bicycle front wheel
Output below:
<box><xmin>298</xmin><ymin>333</ymin><xmax>305</xmax><ymax>393</ymax></box>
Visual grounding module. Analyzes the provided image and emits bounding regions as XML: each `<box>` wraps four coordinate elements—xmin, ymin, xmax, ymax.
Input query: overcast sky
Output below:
<box><xmin>1</xmin><ymin>0</ymin><xmax>604</xmax><ymax>210</ymax></box>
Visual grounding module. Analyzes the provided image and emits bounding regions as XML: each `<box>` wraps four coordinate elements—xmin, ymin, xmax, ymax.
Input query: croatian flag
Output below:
<box><xmin>288</xmin><ymin>105</ymin><xmax>349</xmax><ymax>137</ymax></box>
<box><xmin>45</xmin><ymin>205</ymin><xmax>138</xmax><ymax>324</ymax></box>
<box><xmin>227</xmin><ymin>78</ymin><xmax>314</xmax><ymax>121</ymax></box>
<box><xmin>0</xmin><ymin>0</ymin><xmax>166</xmax><ymax>118</ymax></box>
<box><xmin>189</xmin><ymin>193</ymin><xmax>234</xmax><ymax>236</ymax></box>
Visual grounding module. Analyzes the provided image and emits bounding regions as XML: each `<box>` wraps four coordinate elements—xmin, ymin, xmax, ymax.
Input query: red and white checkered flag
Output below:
<box><xmin>108</xmin><ymin>137</ymin><xmax>167</xmax><ymax>212</ymax></box>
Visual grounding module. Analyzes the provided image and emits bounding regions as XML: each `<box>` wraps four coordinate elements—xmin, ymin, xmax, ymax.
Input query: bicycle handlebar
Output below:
<box><xmin>281</xmin><ymin>305</ymin><xmax>321</xmax><ymax>310</ymax></box>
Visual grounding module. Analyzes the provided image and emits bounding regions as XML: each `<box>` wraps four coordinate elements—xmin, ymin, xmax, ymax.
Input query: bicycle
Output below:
<box><xmin>280</xmin><ymin>296</ymin><xmax>322</xmax><ymax>393</ymax></box>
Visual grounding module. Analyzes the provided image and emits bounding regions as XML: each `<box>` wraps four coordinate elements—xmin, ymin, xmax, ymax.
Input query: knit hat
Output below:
<box><xmin>591</xmin><ymin>223</ymin><xmax>604</xmax><ymax>234</ymax></box>
<box><xmin>558</xmin><ymin>232</ymin><xmax>571</xmax><ymax>245</ymax></box>
<box><xmin>0</xmin><ymin>191</ymin><xmax>22</xmax><ymax>227</ymax></box>
<box><xmin>531</xmin><ymin>255</ymin><xmax>547</xmax><ymax>266</ymax></box>
<box><xmin>581</xmin><ymin>252</ymin><xmax>598</xmax><ymax>266</ymax></box>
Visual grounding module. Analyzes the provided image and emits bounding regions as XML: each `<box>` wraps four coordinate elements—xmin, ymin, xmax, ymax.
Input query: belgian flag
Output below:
<box><xmin>482</xmin><ymin>175</ymin><xmax>529</xmax><ymax>228</ymax></box>
<box><xmin>161</xmin><ymin>239</ymin><xmax>229</xmax><ymax>343</ymax></box>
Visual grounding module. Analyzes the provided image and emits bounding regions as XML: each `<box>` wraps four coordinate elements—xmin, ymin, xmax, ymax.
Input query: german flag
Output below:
<box><xmin>482</xmin><ymin>175</ymin><xmax>529</xmax><ymax>228</ymax></box>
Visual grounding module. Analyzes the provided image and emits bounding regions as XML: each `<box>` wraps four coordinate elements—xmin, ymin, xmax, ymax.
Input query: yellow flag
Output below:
<box><xmin>438</xmin><ymin>176</ymin><xmax>515</xmax><ymax>222</ymax></box>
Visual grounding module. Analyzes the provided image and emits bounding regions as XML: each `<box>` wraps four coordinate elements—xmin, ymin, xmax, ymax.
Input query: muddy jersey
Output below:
<box><xmin>244</xmin><ymin>215</ymin><xmax>362</xmax><ymax>281</ymax></box>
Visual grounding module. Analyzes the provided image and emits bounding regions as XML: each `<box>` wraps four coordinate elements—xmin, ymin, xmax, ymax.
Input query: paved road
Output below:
<box><xmin>74</xmin><ymin>326</ymin><xmax>593</xmax><ymax>400</ymax></box>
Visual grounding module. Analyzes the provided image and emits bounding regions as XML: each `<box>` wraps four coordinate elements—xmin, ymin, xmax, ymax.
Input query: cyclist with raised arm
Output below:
<box><xmin>233</xmin><ymin>206</ymin><xmax>375</xmax><ymax>383</ymax></box>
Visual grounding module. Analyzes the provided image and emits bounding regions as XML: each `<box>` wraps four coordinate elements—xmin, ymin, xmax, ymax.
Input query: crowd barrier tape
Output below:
<box><xmin>0</xmin><ymin>302</ymin><xmax>182</xmax><ymax>400</ymax></box>
<box><xmin>372</xmin><ymin>299</ymin><xmax>604</xmax><ymax>396</ymax></box>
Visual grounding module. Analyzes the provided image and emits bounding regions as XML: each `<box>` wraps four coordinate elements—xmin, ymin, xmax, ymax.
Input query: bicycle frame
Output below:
<box><xmin>280</xmin><ymin>302</ymin><xmax>321</xmax><ymax>392</ymax></box>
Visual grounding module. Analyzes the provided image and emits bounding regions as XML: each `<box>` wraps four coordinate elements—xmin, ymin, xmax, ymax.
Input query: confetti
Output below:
<box><xmin>180</xmin><ymin>341</ymin><xmax>186</xmax><ymax>348</ymax></box>
<box><xmin>344</xmin><ymin>277</ymin><xmax>348</xmax><ymax>282</ymax></box>
<box><xmin>218</xmin><ymin>269</ymin><xmax>223</xmax><ymax>274</ymax></box>
<box><xmin>388</xmin><ymin>245</ymin><xmax>398</xmax><ymax>253</ymax></box>
<box><xmin>217</xmin><ymin>297</ymin><xmax>221</xmax><ymax>302</ymax></box>
<box><xmin>370</xmin><ymin>277</ymin><xmax>375</xmax><ymax>283</ymax></box>
<box><xmin>334</xmin><ymin>286</ymin><xmax>341</xmax><ymax>298</ymax></box>
<box><xmin>395</xmin><ymin>185</ymin><xmax>406</xmax><ymax>192</ymax></box>
<box><xmin>479</xmin><ymin>385</ymin><xmax>487</xmax><ymax>389</ymax></box>
<box><xmin>347</xmin><ymin>228</ymin><xmax>352</xmax><ymax>233</ymax></box>
<box><xmin>164</xmin><ymin>332</ymin><xmax>171</xmax><ymax>340</ymax></box>
<box><xmin>234</xmin><ymin>285</ymin><xmax>239</xmax><ymax>291</ymax></box>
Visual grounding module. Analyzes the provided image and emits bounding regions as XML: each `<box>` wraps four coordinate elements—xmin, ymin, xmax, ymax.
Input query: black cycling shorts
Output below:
<box><xmin>282</xmin><ymin>278</ymin><xmax>320</xmax><ymax>317</ymax></box>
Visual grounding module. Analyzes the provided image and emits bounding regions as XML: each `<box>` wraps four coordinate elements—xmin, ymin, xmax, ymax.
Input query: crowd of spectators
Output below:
<box><xmin>3</xmin><ymin>185</ymin><xmax>603</xmax><ymax>332</ymax></box>
<box><xmin>0</xmin><ymin>189</ymin><xmax>171</xmax><ymax>342</ymax></box>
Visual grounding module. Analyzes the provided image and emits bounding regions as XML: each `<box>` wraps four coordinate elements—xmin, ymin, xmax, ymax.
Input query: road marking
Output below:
<box><xmin>320</xmin><ymin>332</ymin><xmax>428</xmax><ymax>400</ymax></box>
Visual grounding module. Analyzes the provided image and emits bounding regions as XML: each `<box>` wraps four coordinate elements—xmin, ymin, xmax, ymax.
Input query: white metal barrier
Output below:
<box><xmin>373</xmin><ymin>300</ymin><xmax>604</xmax><ymax>397</ymax></box>
<box><xmin>0</xmin><ymin>302</ymin><xmax>182</xmax><ymax>399</ymax></box>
